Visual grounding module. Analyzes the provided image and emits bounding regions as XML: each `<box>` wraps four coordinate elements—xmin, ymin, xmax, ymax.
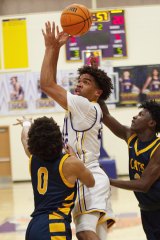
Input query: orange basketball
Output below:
<box><xmin>60</xmin><ymin>4</ymin><xmax>92</xmax><ymax>36</ymax></box>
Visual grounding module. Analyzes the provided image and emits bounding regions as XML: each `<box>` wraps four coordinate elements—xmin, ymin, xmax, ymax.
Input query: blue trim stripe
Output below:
<box><xmin>69</xmin><ymin>106</ymin><xmax>98</xmax><ymax>132</ymax></box>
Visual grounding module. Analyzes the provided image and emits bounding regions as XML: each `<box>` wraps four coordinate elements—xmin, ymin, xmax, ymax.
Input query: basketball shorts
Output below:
<box><xmin>72</xmin><ymin>165</ymin><xmax>115</xmax><ymax>229</ymax></box>
<box><xmin>141</xmin><ymin>209</ymin><xmax>160</xmax><ymax>240</ymax></box>
<box><xmin>25</xmin><ymin>213</ymin><xmax>72</xmax><ymax>240</ymax></box>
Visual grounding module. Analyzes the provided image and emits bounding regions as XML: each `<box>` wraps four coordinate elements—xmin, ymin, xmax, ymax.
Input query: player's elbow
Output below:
<box><xmin>137</xmin><ymin>181</ymin><xmax>151</xmax><ymax>193</ymax></box>
<box><xmin>40</xmin><ymin>81</ymin><xmax>48</xmax><ymax>92</ymax></box>
<box><xmin>141</xmin><ymin>185</ymin><xmax>150</xmax><ymax>193</ymax></box>
<box><xmin>40</xmin><ymin>83</ymin><xmax>51</xmax><ymax>96</ymax></box>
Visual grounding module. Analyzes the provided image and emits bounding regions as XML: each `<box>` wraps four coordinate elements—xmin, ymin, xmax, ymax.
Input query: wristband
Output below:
<box><xmin>22</xmin><ymin>121</ymin><xmax>31</xmax><ymax>127</ymax></box>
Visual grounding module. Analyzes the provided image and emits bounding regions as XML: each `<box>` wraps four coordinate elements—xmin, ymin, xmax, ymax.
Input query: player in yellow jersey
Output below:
<box><xmin>16</xmin><ymin>116</ymin><xmax>95</xmax><ymax>240</ymax></box>
<box><xmin>40</xmin><ymin>21</ymin><xmax>115</xmax><ymax>240</ymax></box>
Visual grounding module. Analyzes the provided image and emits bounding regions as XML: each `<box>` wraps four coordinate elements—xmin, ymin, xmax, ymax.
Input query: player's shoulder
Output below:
<box><xmin>67</xmin><ymin>92</ymin><xmax>90</xmax><ymax>104</ymax></box>
<box><xmin>127</xmin><ymin>131</ymin><xmax>137</xmax><ymax>144</ymax></box>
<box><xmin>63</xmin><ymin>155</ymin><xmax>84</xmax><ymax>173</ymax></box>
<box><xmin>91</xmin><ymin>101</ymin><xmax>102</xmax><ymax>113</ymax></box>
<box><xmin>68</xmin><ymin>91</ymin><xmax>89</xmax><ymax>102</ymax></box>
<box><xmin>65</xmin><ymin>155</ymin><xmax>81</xmax><ymax>165</ymax></box>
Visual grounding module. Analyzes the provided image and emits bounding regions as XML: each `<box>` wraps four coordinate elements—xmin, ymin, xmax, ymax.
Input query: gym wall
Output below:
<box><xmin>0</xmin><ymin>4</ymin><xmax>160</xmax><ymax>180</ymax></box>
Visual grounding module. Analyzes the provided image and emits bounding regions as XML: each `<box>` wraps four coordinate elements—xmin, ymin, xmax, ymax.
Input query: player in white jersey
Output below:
<box><xmin>63</xmin><ymin>93</ymin><xmax>102</xmax><ymax>168</ymax></box>
<box><xmin>40</xmin><ymin>21</ymin><xmax>115</xmax><ymax>240</ymax></box>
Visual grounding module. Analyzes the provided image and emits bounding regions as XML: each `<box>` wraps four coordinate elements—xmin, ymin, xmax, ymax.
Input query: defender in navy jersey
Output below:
<box><xmin>100</xmin><ymin>100</ymin><xmax>160</xmax><ymax>240</ymax></box>
<box><xmin>17</xmin><ymin>116</ymin><xmax>94</xmax><ymax>240</ymax></box>
<box><xmin>40</xmin><ymin>22</ymin><xmax>115</xmax><ymax>240</ymax></box>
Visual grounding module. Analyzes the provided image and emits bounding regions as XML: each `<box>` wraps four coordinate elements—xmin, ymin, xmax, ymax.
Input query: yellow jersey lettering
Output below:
<box><xmin>130</xmin><ymin>158</ymin><xmax>134</xmax><ymax>169</ymax></box>
<box><xmin>140</xmin><ymin>163</ymin><xmax>145</xmax><ymax>172</ymax></box>
<box><xmin>130</xmin><ymin>158</ymin><xmax>145</xmax><ymax>173</ymax></box>
<box><xmin>37</xmin><ymin>167</ymin><xmax>48</xmax><ymax>195</ymax></box>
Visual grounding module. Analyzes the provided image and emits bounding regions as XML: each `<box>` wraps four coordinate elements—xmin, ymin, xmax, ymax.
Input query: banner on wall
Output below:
<box><xmin>6</xmin><ymin>73</ymin><xmax>28</xmax><ymax>111</ymax></box>
<box><xmin>2</xmin><ymin>18</ymin><xmax>29</xmax><ymax>69</ymax></box>
<box><xmin>0</xmin><ymin>68</ymin><xmax>119</xmax><ymax>116</ymax></box>
<box><xmin>114</xmin><ymin>64</ymin><xmax>160</xmax><ymax>105</ymax></box>
<box><xmin>0</xmin><ymin>72</ymin><xmax>59</xmax><ymax>116</ymax></box>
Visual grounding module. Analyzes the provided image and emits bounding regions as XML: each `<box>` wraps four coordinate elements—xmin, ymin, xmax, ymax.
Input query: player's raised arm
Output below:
<box><xmin>99</xmin><ymin>100</ymin><xmax>131</xmax><ymax>141</ymax></box>
<box><xmin>40</xmin><ymin>21</ymin><xmax>69</xmax><ymax>110</ymax></box>
<box><xmin>14</xmin><ymin>117</ymin><xmax>32</xmax><ymax>158</ymax></box>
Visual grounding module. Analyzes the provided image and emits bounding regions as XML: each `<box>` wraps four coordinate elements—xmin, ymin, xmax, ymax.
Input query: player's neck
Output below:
<box><xmin>137</xmin><ymin>131</ymin><xmax>156</xmax><ymax>142</ymax></box>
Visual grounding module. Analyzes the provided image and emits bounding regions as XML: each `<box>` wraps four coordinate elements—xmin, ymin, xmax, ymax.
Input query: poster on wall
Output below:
<box><xmin>6</xmin><ymin>72</ymin><xmax>28</xmax><ymax>111</ymax></box>
<box><xmin>82</xmin><ymin>50</ymin><xmax>102</xmax><ymax>67</ymax></box>
<box><xmin>0</xmin><ymin>72</ymin><xmax>64</xmax><ymax>116</ymax></box>
<box><xmin>0</xmin><ymin>74</ymin><xmax>8</xmax><ymax>114</ymax></box>
<box><xmin>61</xmin><ymin>68</ymin><xmax>119</xmax><ymax>103</ymax></box>
<box><xmin>61</xmin><ymin>69</ymin><xmax>78</xmax><ymax>94</ymax></box>
<box><xmin>31</xmin><ymin>72</ymin><xmax>56</xmax><ymax>110</ymax></box>
<box><xmin>114</xmin><ymin>64</ymin><xmax>160</xmax><ymax>105</ymax></box>
<box><xmin>0</xmin><ymin>67</ymin><xmax>119</xmax><ymax>116</ymax></box>
<box><xmin>2</xmin><ymin>18</ymin><xmax>29</xmax><ymax>69</ymax></box>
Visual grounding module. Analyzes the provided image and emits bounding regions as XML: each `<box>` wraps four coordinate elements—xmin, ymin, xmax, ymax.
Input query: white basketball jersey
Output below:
<box><xmin>62</xmin><ymin>92</ymin><xmax>103</xmax><ymax>168</ymax></box>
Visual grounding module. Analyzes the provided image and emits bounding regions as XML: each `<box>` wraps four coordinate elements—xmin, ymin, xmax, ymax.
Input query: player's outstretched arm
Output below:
<box><xmin>63</xmin><ymin>156</ymin><xmax>95</xmax><ymax>188</ymax></box>
<box><xmin>99</xmin><ymin>100</ymin><xmax>131</xmax><ymax>141</ymax></box>
<box><xmin>40</xmin><ymin>21</ymin><xmax>69</xmax><ymax>110</ymax></box>
<box><xmin>14</xmin><ymin>117</ymin><xmax>32</xmax><ymax>158</ymax></box>
<box><xmin>110</xmin><ymin>146</ymin><xmax>160</xmax><ymax>192</ymax></box>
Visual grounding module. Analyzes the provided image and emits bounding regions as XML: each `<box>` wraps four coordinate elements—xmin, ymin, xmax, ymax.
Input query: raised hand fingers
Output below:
<box><xmin>56</xmin><ymin>25</ymin><xmax>60</xmax><ymax>35</ymax></box>
<box><xmin>13</xmin><ymin>116</ymin><xmax>32</xmax><ymax>126</ymax></box>
<box><xmin>13</xmin><ymin>119</ymin><xmax>23</xmax><ymax>126</ymax></box>
<box><xmin>43</xmin><ymin>21</ymin><xmax>55</xmax><ymax>35</ymax></box>
<box><xmin>42</xmin><ymin>21</ymin><xmax>69</xmax><ymax>48</ymax></box>
<box><xmin>51</xmin><ymin>22</ymin><xmax>56</xmax><ymax>37</ymax></box>
<box><xmin>45</xmin><ymin>21</ymin><xmax>51</xmax><ymax>34</ymax></box>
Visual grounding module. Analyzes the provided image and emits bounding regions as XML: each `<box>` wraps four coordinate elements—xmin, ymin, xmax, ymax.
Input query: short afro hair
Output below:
<box><xmin>77</xmin><ymin>65</ymin><xmax>113</xmax><ymax>100</ymax></box>
<box><xmin>139</xmin><ymin>100</ymin><xmax>160</xmax><ymax>134</ymax></box>
<box><xmin>28</xmin><ymin>116</ymin><xmax>63</xmax><ymax>161</ymax></box>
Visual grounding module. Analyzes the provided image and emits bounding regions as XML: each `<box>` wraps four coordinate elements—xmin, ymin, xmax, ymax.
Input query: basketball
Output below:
<box><xmin>60</xmin><ymin>4</ymin><xmax>92</xmax><ymax>36</ymax></box>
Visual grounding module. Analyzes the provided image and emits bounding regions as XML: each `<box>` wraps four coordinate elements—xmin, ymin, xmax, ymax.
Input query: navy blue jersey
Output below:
<box><xmin>30</xmin><ymin>153</ymin><xmax>77</xmax><ymax>222</ymax></box>
<box><xmin>128</xmin><ymin>134</ymin><xmax>160</xmax><ymax>209</ymax></box>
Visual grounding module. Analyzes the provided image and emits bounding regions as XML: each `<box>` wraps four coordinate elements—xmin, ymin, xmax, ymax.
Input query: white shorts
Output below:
<box><xmin>75</xmin><ymin>212</ymin><xmax>100</xmax><ymax>233</ymax></box>
<box><xmin>73</xmin><ymin>166</ymin><xmax>115</xmax><ymax>229</ymax></box>
<box><xmin>75</xmin><ymin>212</ymin><xmax>108</xmax><ymax>240</ymax></box>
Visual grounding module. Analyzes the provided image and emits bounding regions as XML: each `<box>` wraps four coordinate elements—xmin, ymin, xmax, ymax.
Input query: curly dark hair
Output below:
<box><xmin>139</xmin><ymin>100</ymin><xmax>160</xmax><ymax>133</ymax></box>
<box><xmin>28</xmin><ymin>116</ymin><xmax>63</xmax><ymax>161</ymax></box>
<box><xmin>77</xmin><ymin>65</ymin><xmax>113</xmax><ymax>100</ymax></box>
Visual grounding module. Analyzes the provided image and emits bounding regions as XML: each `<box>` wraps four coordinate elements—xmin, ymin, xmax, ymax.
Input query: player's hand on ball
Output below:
<box><xmin>42</xmin><ymin>21</ymin><xmax>69</xmax><ymax>49</ymax></box>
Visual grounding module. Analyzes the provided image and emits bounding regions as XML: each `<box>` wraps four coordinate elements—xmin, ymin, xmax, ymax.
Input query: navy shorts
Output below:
<box><xmin>141</xmin><ymin>209</ymin><xmax>160</xmax><ymax>240</ymax></box>
<box><xmin>25</xmin><ymin>213</ymin><xmax>72</xmax><ymax>240</ymax></box>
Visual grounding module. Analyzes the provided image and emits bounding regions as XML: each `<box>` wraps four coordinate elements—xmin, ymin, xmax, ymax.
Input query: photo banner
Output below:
<box><xmin>0</xmin><ymin>68</ymin><xmax>119</xmax><ymax>116</ymax></box>
<box><xmin>114</xmin><ymin>64</ymin><xmax>160</xmax><ymax>105</ymax></box>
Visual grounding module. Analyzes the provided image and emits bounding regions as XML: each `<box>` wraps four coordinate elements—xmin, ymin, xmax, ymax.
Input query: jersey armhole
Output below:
<box><xmin>150</xmin><ymin>142</ymin><xmax>160</xmax><ymax>158</ymax></box>
<box><xmin>127</xmin><ymin>133</ymin><xmax>137</xmax><ymax>146</ymax></box>
<box><xmin>59</xmin><ymin>154</ymin><xmax>75</xmax><ymax>188</ymax></box>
